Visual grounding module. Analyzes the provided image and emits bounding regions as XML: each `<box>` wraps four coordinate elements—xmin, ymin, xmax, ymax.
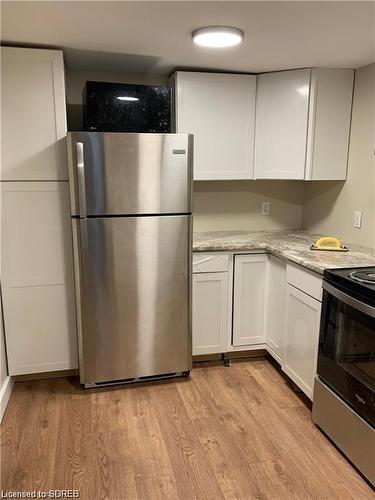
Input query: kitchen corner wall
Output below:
<box><xmin>65</xmin><ymin>67</ymin><xmax>375</xmax><ymax>241</ymax></box>
<box><xmin>302</xmin><ymin>63</ymin><xmax>375</xmax><ymax>248</ymax></box>
<box><xmin>193</xmin><ymin>180</ymin><xmax>304</xmax><ymax>232</ymax></box>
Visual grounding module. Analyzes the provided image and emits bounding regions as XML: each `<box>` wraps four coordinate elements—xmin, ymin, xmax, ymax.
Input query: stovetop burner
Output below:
<box><xmin>349</xmin><ymin>270</ymin><xmax>375</xmax><ymax>285</ymax></box>
<box><xmin>324</xmin><ymin>267</ymin><xmax>375</xmax><ymax>307</ymax></box>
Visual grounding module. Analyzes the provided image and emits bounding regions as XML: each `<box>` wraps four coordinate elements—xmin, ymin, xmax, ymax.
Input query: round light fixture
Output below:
<box><xmin>192</xmin><ymin>26</ymin><xmax>244</xmax><ymax>48</ymax></box>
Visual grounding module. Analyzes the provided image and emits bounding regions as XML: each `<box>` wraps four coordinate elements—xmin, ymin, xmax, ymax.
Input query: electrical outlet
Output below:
<box><xmin>262</xmin><ymin>201</ymin><xmax>271</xmax><ymax>216</ymax></box>
<box><xmin>354</xmin><ymin>210</ymin><xmax>362</xmax><ymax>228</ymax></box>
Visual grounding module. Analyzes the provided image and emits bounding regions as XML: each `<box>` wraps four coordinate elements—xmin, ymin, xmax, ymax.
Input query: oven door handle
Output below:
<box><xmin>323</xmin><ymin>281</ymin><xmax>375</xmax><ymax>318</ymax></box>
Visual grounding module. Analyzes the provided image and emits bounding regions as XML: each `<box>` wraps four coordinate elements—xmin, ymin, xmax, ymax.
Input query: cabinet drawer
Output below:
<box><xmin>193</xmin><ymin>253</ymin><xmax>229</xmax><ymax>273</ymax></box>
<box><xmin>286</xmin><ymin>263</ymin><xmax>323</xmax><ymax>301</ymax></box>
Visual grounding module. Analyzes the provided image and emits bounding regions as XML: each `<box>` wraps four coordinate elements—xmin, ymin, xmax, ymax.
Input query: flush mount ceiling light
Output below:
<box><xmin>116</xmin><ymin>96</ymin><xmax>139</xmax><ymax>101</ymax></box>
<box><xmin>192</xmin><ymin>26</ymin><xmax>244</xmax><ymax>48</ymax></box>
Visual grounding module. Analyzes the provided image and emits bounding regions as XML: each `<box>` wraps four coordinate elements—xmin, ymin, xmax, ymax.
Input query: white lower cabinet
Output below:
<box><xmin>264</xmin><ymin>256</ymin><xmax>286</xmax><ymax>362</ymax></box>
<box><xmin>192</xmin><ymin>272</ymin><xmax>229</xmax><ymax>355</ymax></box>
<box><xmin>282</xmin><ymin>284</ymin><xmax>322</xmax><ymax>400</ymax></box>
<box><xmin>232</xmin><ymin>254</ymin><xmax>267</xmax><ymax>346</ymax></box>
<box><xmin>1</xmin><ymin>182</ymin><xmax>78</xmax><ymax>375</ymax></box>
<box><xmin>192</xmin><ymin>251</ymin><xmax>323</xmax><ymax>401</ymax></box>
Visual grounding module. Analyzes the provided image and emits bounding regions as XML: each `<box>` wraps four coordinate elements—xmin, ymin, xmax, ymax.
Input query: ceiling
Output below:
<box><xmin>2</xmin><ymin>1</ymin><xmax>375</xmax><ymax>75</ymax></box>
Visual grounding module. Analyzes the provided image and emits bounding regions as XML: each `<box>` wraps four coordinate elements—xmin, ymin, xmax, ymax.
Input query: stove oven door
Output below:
<box><xmin>317</xmin><ymin>282</ymin><xmax>375</xmax><ymax>427</ymax></box>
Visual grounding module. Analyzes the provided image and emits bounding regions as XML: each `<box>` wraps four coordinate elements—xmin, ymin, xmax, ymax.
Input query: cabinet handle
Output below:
<box><xmin>76</xmin><ymin>142</ymin><xmax>87</xmax><ymax>218</ymax></box>
<box><xmin>193</xmin><ymin>256</ymin><xmax>213</xmax><ymax>266</ymax></box>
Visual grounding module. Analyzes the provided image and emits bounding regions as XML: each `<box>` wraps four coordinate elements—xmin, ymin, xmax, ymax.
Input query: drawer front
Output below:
<box><xmin>286</xmin><ymin>262</ymin><xmax>323</xmax><ymax>301</ymax></box>
<box><xmin>193</xmin><ymin>253</ymin><xmax>229</xmax><ymax>273</ymax></box>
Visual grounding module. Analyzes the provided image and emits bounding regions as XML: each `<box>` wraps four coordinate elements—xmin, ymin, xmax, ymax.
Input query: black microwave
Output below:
<box><xmin>83</xmin><ymin>81</ymin><xmax>171</xmax><ymax>133</ymax></box>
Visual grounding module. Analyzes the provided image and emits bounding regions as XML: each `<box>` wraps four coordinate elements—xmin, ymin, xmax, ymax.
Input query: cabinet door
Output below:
<box><xmin>254</xmin><ymin>69</ymin><xmax>311</xmax><ymax>179</ymax></box>
<box><xmin>192</xmin><ymin>272</ymin><xmax>229</xmax><ymax>355</ymax></box>
<box><xmin>1</xmin><ymin>47</ymin><xmax>67</xmax><ymax>181</ymax></box>
<box><xmin>264</xmin><ymin>255</ymin><xmax>286</xmax><ymax>362</ymax></box>
<box><xmin>174</xmin><ymin>72</ymin><xmax>256</xmax><ymax>180</ymax></box>
<box><xmin>305</xmin><ymin>68</ymin><xmax>354</xmax><ymax>180</ymax></box>
<box><xmin>1</xmin><ymin>182</ymin><xmax>77</xmax><ymax>375</ymax></box>
<box><xmin>232</xmin><ymin>254</ymin><xmax>267</xmax><ymax>346</ymax></box>
<box><xmin>282</xmin><ymin>284</ymin><xmax>321</xmax><ymax>400</ymax></box>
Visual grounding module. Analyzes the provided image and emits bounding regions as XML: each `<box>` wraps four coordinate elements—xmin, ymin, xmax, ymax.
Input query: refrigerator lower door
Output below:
<box><xmin>72</xmin><ymin>215</ymin><xmax>192</xmax><ymax>386</ymax></box>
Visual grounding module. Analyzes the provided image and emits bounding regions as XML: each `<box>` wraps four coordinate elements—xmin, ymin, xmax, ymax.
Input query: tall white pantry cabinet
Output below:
<box><xmin>1</xmin><ymin>47</ymin><xmax>77</xmax><ymax>375</ymax></box>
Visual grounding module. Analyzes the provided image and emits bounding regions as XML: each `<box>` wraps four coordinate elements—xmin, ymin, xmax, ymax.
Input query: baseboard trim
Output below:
<box><xmin>0</xmin><ymin>375</ymin><xmax>14</xmax><ymax>422</ymax></box>
<box><xmin>224</xmin><ymin>349</ymin><xmax>268</xmax><ymax>360</ymax></box>
<box><xmin>193</xmin><ymin>353</ymin><xmax>223</xmax><ymax>363</ymax></box>
<box><xmin>14</xmin><ymin>369</ymin><xmax>78</xmax><ymax>382</ymax></box>
<box><xmin>193</xmin><ymin>349</ymin><xmax>269</xmax><ymax>363</ymax></box>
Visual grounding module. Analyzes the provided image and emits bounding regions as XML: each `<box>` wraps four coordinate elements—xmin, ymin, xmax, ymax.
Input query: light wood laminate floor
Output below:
<box><xmin>1</xmin><ymin>358</ymin><xmax>373</xmax><ymax>499</ymax></box>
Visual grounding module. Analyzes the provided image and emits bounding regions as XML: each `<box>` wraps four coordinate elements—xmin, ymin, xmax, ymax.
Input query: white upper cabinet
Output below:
<box><xmin>254</xmin><ymin>68</ymin><xmax>354</xmax><ymax>180</ymax></box>
<box><xmin>170</xmin><ymin>71</ymin><xmax>256</xmax><ymax>180</ymax></box>
<box><xmin>1</xmin><ymin>47</ymin><xmax>68</xmax><ymax>181</ymax></box>
<box><xmin>255</xmin><ymin>69</ymin><xmax>311</xmax><ymax>180</ymax></box>
<box><xmin>305</xmin><ymin>69</ymin><xmax>354</xmax><ymax>180</ymax></box>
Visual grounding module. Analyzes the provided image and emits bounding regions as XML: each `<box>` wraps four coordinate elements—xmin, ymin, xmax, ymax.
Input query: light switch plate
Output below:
<box><xmin>354</xmin><ymin>210</ymin><xmax>362</xmax><ymax>228</ymax></box>
<box><xmin>262</xmin><ymin>201</ymin><xmax>271</xmax><ymax>216</ymax></box>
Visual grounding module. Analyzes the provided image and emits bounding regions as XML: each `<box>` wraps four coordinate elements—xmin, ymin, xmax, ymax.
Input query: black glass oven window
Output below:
<box><xmin>317</xmin><ymin>290</ymin><xmax>375</xmax><ymax>426</ymax></box>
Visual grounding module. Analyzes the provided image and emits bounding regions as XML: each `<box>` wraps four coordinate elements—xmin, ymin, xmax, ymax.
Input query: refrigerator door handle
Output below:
<box><xmin>76</xmin><ymin>142</ymin><xmax>87</xmax><ymax>218</ymax></box>
<box><xmin>80</xmin><ymin>219</ymin><xmax>90</xmax><ymax>287</ymax></box>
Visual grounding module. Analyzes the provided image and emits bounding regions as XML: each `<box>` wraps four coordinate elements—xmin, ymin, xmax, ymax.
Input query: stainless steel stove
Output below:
<box><xmin>313</xmin><ymin>266</ymin><xmax>375</xmax><ymax>485</ymax></box>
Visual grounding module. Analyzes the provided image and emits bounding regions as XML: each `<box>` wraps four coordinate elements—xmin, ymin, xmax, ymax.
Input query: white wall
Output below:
<box><xmin>0</xmin><ymin>92</ymin><xmax>7</xmax><ymax>392</ymax></box>
<box><xmin>194</xmin><ymin>180</ymin><xmax>304</xmax><ymax>232</ymax></box>
<box><xmin>0</xmin><ymin>184</ymin><xmax>13</xmax><ymax>421</ymax></box>
<box><xmin>0</xmin><ymin>298</ymin><xmax>8</xmax><ymax>390</ymax></box>
<box><xmin>302</xmin><ymin>63</ymin><xmax>375</xmax><ymax>247</ymax></box>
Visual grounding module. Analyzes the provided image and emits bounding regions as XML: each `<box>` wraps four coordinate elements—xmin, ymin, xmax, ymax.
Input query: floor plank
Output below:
<box><xmin>1</xmin><ymin>358</ymin><xmax>373</xmax><ymax>499</ymax></box>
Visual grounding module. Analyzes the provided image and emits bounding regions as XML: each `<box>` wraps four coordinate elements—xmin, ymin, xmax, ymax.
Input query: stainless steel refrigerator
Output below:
<box><xmin>67</xmin><ymin>132</ymin><xmax>193</xmax><ymax>387</ymax></box>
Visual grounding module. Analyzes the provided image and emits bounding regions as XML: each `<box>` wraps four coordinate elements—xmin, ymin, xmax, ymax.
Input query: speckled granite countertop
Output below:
<box><xmin>193</xmin><ymin>230</ymin><xmax>375</xmax><ymax>275</ymax></box>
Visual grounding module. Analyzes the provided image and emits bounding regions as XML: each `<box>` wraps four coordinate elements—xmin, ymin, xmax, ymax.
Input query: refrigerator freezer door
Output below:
<box><xmin>72</xmin><ymin>215</ymin><xmax>192</xmax><ymax>385</ymax></box>
<box><xmin>67</xmin><ymin>132</ymin><xmax>193</xmax><ymax>216</ymax></box>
